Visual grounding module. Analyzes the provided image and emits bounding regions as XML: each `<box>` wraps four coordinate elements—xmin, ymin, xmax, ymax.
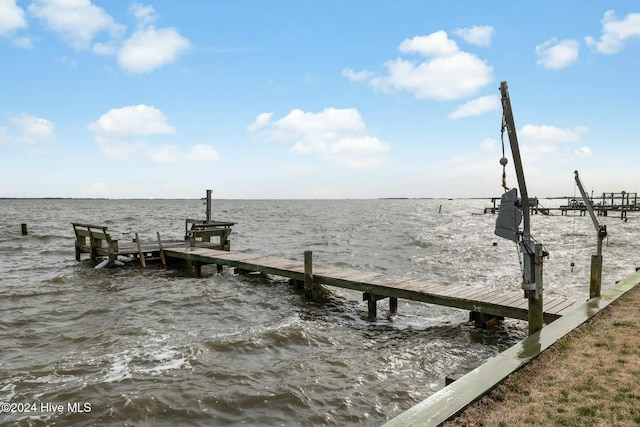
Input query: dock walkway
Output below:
<box><xmin>164</xmin><ymin>247</ymin><xmax>579</xmax><ymax>323</ymax></box>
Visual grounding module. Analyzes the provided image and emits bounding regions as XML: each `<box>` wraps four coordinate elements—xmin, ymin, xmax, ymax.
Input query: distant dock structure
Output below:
<box><xmin>485</xmin><ymin>191</ymin><xmax>639</xmax><ymax>219</ymax></box>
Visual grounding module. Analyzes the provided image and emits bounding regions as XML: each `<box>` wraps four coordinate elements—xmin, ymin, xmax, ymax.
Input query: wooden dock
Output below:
<box><xmin>71</xmin><ymin>199</ymin><xmax>580</xmax><ymax>327</ymax></box>
<box><xmin>163</xmin><ymin>247</ymin><xmax>580</xmax><ymax>324</ymax></box>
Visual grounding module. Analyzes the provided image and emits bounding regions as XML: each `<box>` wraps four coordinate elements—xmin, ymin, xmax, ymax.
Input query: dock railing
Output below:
<box><xmin>184</xmin><ymin>219</ymin><xmax>235</xmax><ymax>250</ymax></box>
<box><xmin>72</xmin><ymin>223</ymin><xmax>118</xmax><ymax>264</ymax></box>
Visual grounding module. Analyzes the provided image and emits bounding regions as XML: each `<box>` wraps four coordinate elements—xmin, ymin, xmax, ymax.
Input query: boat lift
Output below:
<box><xmin>574</xmin><ymin>170</ymin><xmax>607</xmax><ymax>298</ymax></box>
<box><xmin>495</xmin><ymin>81</ymin><xmax>547</xmax><ymax>335</ymax></box>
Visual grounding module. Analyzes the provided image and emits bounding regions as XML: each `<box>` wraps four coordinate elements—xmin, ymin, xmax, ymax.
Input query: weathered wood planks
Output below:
<box><xmin>163</xmin><ymin>247</ymin><xmax>581</xmax><ymax>323</ymax></box>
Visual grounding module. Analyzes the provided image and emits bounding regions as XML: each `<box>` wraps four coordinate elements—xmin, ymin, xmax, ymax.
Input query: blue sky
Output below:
<box><xmin>1</xmin><ymin>1</ymin><xmax>639</xmax><ymax>199</ymax></box>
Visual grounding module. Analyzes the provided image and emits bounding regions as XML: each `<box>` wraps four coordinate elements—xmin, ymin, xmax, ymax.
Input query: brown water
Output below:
<box><xmin>1</xmin><ymin>198</ymin><xmax>637</xmax><ymax>426</ymax></box>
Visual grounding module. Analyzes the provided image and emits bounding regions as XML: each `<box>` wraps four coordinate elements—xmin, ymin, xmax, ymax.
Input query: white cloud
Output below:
<box><xmin>432</xmin><ymin>125</ymin><xmax>594</xmax><ymax>197</ymax></box>
<box><xmin>575</xmin><ymin>146</ymin><xmax>593</xmax><ymax>158</ymax></box>
<box><xmin>585</xmin><ymin>10</ymin><xmax>640</xmax><ymax>54</ymax></box>
<box><xmin>246</xmin><ymin>112</ymin><xmax>273</xmax><ymax>132</ymax></box>
<box><xmin>516</xmin><ymin>124</ymin><xmax>591</xmax><ymax>164</ymax></box>
<box><xmin>399</xmin><ymin>31</ymin><xmax>459</xmax><ymax>56</ymax></box>
<box><xmin>519</xmin><ymin>124</ymin><xmax>588</xmax><ymax>143</ymax></box>
<box><xmin>118</xmin><ymin>26</ymin><xmax>191</xmax><ymax>73</ymax></box>
<box><xmin>130</xmin><ymin>3</ymin><xmax>156</xmax><ymax>28</ymax></box>
<box><xmin>432</xmin><ymin>138</ymin><xmax>502</xmax><ymax>190</ymax></box>
<box><xmin>536</xmin><ymin>38</ymin><xmax>579</xmax><ymax>69</ymax></box>
<box><xmin>88</xmin><ymin>105</ymin><xmax>218</xmax><ymax>163</ymax></box>
<box><xmin>25</xmin><ymin>1</ymin><xmax>190</xmax><ymax>73</ymax></box>
<box><xmin>352</xmin><ymin>30</ymin><xmax>493</xmax><ymax>101</ymax></box>
<box><xmin>0</xmin><ymin>0</ymin><xmax>27</xmax><ymax>35</ymax></box>
<box><xmin>480</xmin><ymin>138</ymin><xmax>498</xmax><ymax>151</ymax></box>
<box><xmin>371</xmin><ymin>53</ymin><xmax>492</xmax><ymax>101</ymax></box>
<box><xmin>453</xmin><ymin>25</ymin><xmax>495</xmax><ymax>47</ymax></box>
<box><xmin>448</xmin><ymin>95</ymin><xmax>500</xmax><ymax>120</ymax></box>
<box><xmin>248</xmin><ymin>107</ymin><xmax>390</xmax><ymax>169</ymax></box>
<box><xmin>28</xmin><ymin>0</ymin><xmax>124</xmax><ymax>51</ymax></box>
<box><xmin>88</xmin><ymin>105</ymin><xmax>176</xmax><ymax>136</ymax></box>
<box><xmin>341</xmin><ymin>68</ymin><xmax>373</xmax><ymax>82</ymax></box>
<box><xmin>1</xmin><ymin>113</ymin><xmax>56</xmax><ymax>145</ymax></box>
<box><xmin>184</xmin><ymin>144</ymin><xmax>220</xmax><ymax>162</ymax></box>
<box><xmin>145</xmin><ymin>143</ymin><xmax>219</xmax><ymax>164</ymax></box>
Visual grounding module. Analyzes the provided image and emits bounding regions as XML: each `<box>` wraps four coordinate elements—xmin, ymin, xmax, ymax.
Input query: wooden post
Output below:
<box><xmin>528</xmin><ymin>244</ymin><xmax>544</xmax><ymax>335</ymax></box>
<box><xmin>590</xmin><ymin>255</ymin><xmax>603</xmax><ymax>298</ymax></box>
<box><xmin>206</xmin><ymin>189</ymin><xmax>212</xmax><ymax>222</ymax></box>
<box><xmin>366</xmin><ymin>293</ymin><xmax>377</xmax><ymax>319</ymax></box>
<box><xmin>195</xmin><ymin>262</ymin><xmax>202</xmax><ymax>278</ymax></box>
<box><xmin>135</xmin><ymin>232</ymin><xmax>146</xmax><ymax>267</ymax></box>
<box><xmin>108</xmin><ymin>241</ymin><xmax>117</xmax><ymax>267</ymax></box>
<box><xmin>304</xmin><ymin>250</ymin><xmax>313</xmax><ymax>300</ymax></box>
<box><xmin>389</xmin><ymin>297</ymin><xmax>398</xmax><ymax>314</ymax></box>
<box><xmin>157</xmin><ymin>232</ymin><xmax>166</xmax><ymax>267</ymax></box>
<box><xmin>21</xmin><ymin>223</ymin><xmax>28</xmax><ymax>235</ymax></box>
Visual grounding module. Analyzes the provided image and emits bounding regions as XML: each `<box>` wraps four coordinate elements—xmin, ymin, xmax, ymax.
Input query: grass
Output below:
<box><xmin>443</xmin><ymin>284</ymin><xmax>640</xmax><ymax>427</ymax></box>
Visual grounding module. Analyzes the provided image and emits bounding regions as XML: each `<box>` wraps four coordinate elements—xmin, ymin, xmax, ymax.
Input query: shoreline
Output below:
<box><xmin>383</xmin><ymin>270</ymin><xmax>640</xmax><ymax>427</ymax></box>
<box><xmin>443</xmin><ymin>280</ymin><xmax>640</xmax><ymax>426</ymax></box>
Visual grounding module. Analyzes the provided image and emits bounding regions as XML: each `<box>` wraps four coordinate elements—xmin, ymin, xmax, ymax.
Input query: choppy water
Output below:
<box><xmin>1</xmin><ymin>198</ymin><xmax>639</xmax><ymax>426</ymax></box>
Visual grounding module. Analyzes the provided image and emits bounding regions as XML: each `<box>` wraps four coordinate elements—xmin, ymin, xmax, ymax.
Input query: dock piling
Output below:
<box><xmin>590</xmin><ymin>254</ymin><xmax>603</xmax><ymax>298</ymax></box>
<box><xmin>389</xmin><ymin>297</ymin><xmax>398</xmax><ymax>314</ymax></box>
<box><xmin>527</xmin><ymin>244</ymin><xmax>545</xmax><ymax>334</ymax></box>
<box><xmin>21</xmin><ymin>223</ymin><xmax>28</xmax><ymax>236</ymax></box>
<box><xmin>304</xmin><ymin>250</ymin><xmax>313</xmax><ymax>300</ymax></box>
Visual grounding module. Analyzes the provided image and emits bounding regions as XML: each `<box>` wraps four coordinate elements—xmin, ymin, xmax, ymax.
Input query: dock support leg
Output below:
<box><xmin>527</xmin><ymin>244</ymin><xmax>545</xmax><ymax>335</ymax></box>
<box><xmin>304</xmin><ymin>250</ymin><xmax>313</xmax><ymax>300</ymax></box>
<box><xmin>157</xmin><ymin>232</ymin><xmax>166</xmax><ymax>267</ymax></box>
<box><xmin>217</xmin><ymin>264</ymin><xmax>223</xmax><ymax>274</ymax></box>
<box><xmin>527</xmin><ymin>292</ymin><xmax>543</xmax><ymax>334</ymax></box>
<box><xmin>469</xmin><ymin>312</ymin><xmax>504</xmax><ymax>328</ymax></box>
<box><xmin>194</xmin><ymin>262</ymin><xmax>202</xmax><ymax>278</ymax></box>
<box><xmin>590</xmin><ymin>254</ymin><xmax>602</xmax><ymax>298</ymax></box>
<box><xmin>366</xmin><ymin>293</ymin><xmax>377</xmax><ymax>320</ymax></box>
<box><xmin>389</xmin><ymin>297</ymin><xmax>398</xmax><ymax>314</ymax></box>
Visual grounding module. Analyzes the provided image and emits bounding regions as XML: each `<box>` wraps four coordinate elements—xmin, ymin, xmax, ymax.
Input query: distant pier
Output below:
<box><xmin>485</xmin><ymin>192</ymin><xmax>639</xmax><ymax>219</ymax></box>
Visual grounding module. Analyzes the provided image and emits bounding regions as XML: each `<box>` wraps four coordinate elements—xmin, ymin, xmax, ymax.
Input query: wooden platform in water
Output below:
<box><xmin>164</xmin><ymin>247</ymin><xmax>580</xmax><ymax>323</ymax></box>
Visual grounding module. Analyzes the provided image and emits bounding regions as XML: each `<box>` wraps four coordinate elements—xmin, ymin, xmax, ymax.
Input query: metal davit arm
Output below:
<box><xmin>499</xmin><ymin>81</ymin><xmax>531</xmax><ymax>242</ymax></box>
<box><xmin>574</xmin><ymin>170</ymin><xmax>607</xmax><ymax>297</ymax></box>
<box><xmin>574</xmin><ymin>170</ymin><xmax>607</xmax><ymax>256</ymax></box>
<box><xmin>499</xmin><ymin>81</ymin><xmax>536</xmax><ymax>292</ymax></box>
<box><xmin>499</xmin><ymin>81</ymin><xmax>544</xmax><ymax>334</ymax></box>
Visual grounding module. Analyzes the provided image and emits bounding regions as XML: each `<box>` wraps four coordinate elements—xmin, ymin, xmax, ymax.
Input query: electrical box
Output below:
<box><xmin>494</xmin><ymin>188</ymin><xmax>522</xmax><ymax>242</ymax></box>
